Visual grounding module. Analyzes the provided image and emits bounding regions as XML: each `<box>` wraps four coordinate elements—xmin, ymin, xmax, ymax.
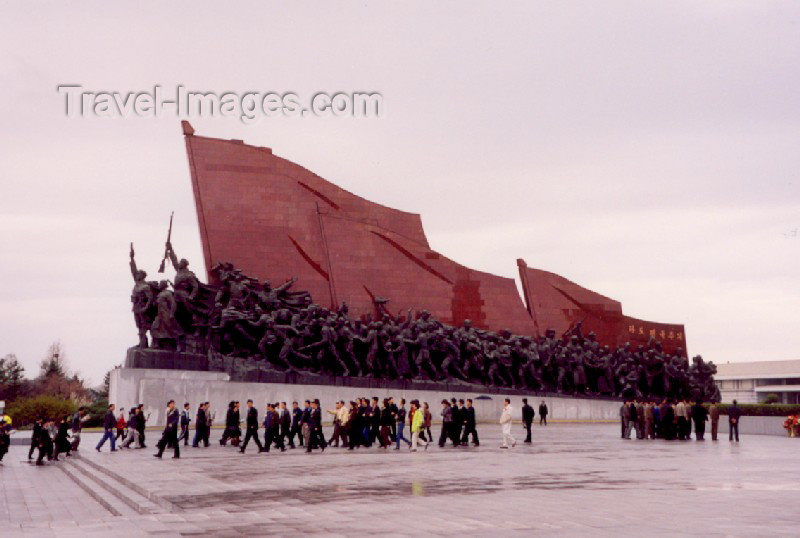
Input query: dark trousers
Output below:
<box><xmin>378</xmin><ymin>425</ymin><xmax>391</xmax><ymax>448</ymax></box>
<box><xmin>438</xmin><ymin>423</ymin><xmax>451</xmax><ymax>447</ymax></box>
<box><xmin>329</xmin><ymin>422</ymin><xmax>347</xmax><ymax>447</ymax></box>
<box><xmin>540</xmin><ymin>415</ymin><xmax>547</xmax><ymax>425</ymax></box>
<box><xmin>138</xmin><ymin>429</ymin><xmax>146</xmax><ymax>448</ymax></box>
<box><xmin>179</xmin><ymin>424</ymin><xmax>189</xmax><ymax>445</ymax></box>
<box><xmin>523</xmin><ymin>421</ymin><xmax>533</xmax><ymax>442</ymax></box>
<box><xmin>711</xmin><ymin>419</ymin><xmax>719</xmax><ymax>441</ymax></box>
<box><xmin>28</xmin><ymin>437</ymin><xmax>38</xmax><ymax>459</ymax></box>
<box><xmin>156</xmin><ymin>427</ymin><xmax>179</xmax><ymax>458</ymax></box>
<box><xmin>193</xmin><ymin>426</ymin><xmax>209</xmax><ymax>447</ymax></box>
<box><xmin>37</xmin><ymin>441</ymin><xmax>53</xmax><ymax>464</ymax></box>
<box><xmin>288</xmin><ymin>424</ymin><xmax>303</xmax><ymax>447</ymax></box>
<box><xmin>694</xmin><ymin>420</ymin><xmax>705</xmax><ymax>440</ymax></box>
<box><xmin>461</xmin><ymin>424</ymin><xmax>479</xmax><ymax>445</ymax></box>
<box><xmin>263</xmin><ymin>428</ymin><xmax>284</xmax><ymax>451</ymax></box>
<box><xmin>451</xmin><ymin>424</ymin><xmax>462</xmax><ymax>446</ymax></box>
<box><xmin>306</xmin><ymin>427</ymin><xmax>326</xmax><ymax>452</ymax></box>
<box><xmin>115</xmin><ymin>428</ymin><xmax>126</xmax><ymax>441</ymax></box>
<box><xmin>729</xmin><ymin>420</ymin><xmax>739</xmax><ymax>442</ymax></box>
<box><xmin>241</xmin><ymin>427</ymin><xmax>263</xmax><ymax>452</ymax></box>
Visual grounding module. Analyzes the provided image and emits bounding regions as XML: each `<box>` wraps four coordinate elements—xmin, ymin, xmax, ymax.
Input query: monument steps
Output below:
<box><xmin>73</xmin><ymin>452</ymin><xmax>182</xmax><ymax>514</ymax></box>
<box><xmin>59</xmin><ymin>459</ymin><xmax>140</xmax><ymax>517</ymax></box>
<box><xmin>63</xmin><ymin>455</ymin><xmax>166</xmax><ymax>515</ymax></box>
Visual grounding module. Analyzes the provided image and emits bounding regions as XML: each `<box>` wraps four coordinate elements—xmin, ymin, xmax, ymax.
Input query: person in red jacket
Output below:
<box><xmin>115</xmin><ymin>408</ymin><xmax>127</xmax><ymax>441</ymax></box>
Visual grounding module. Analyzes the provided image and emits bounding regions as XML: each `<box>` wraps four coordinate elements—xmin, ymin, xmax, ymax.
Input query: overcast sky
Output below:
<box><xmin>1</xmin><ymin>1</ymin><xmax>798</xmax><ymax>386</ymax></box>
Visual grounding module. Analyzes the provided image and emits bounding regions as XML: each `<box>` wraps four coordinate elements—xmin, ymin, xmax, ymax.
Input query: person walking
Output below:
<box><xmin>709</xmin><ymin>402</ymin><xmax>720</xmax><ymax>441</ymax></box>
<box><xmin>450</xmin><ymin>399</ymin><xmax>463</xmax><ymax>446</ymax></box>
<box><xmin>347</xmin><ymin>401</ymin><xmax>361</xmax><ymax>450</ymax></box>
<box><xmin>409</xmin><ymin>400</ymin><xmax>428</xmax><ymax>452</ymax></box>
<box><xmin>538</xmin><ymin>401</ymin><xmax>548</xmax><ymax>425</ymax></box>
<box><xmin>521</xmin><ymin>398</ymin><xmax>534</xmax><ymax>443</ymax></box>
<box><xmin>301</xmin><ymin>400</ymin><xmax>313</xmax><ymax>450</ymax></box>
<box><xmin>499</xmin><ymin>399</ymin><xmax>516</xmax><ymax>449</ymax></box>
<box><xmin>289</xmin><ymin>401</ymin><xmax>303</xmax><ymax>448</ymax></box>
<box><xmin>96</xmin><ymin>404</ymin><xmax>118</xmax><ymax>453</ymax></box>
<box><xmin>52</xmin><ymin>415</ymin><xmax>72</xmax><ymax>461</ymax></box>
<box><xmin>154</xmin><ymin>400</ymin><xmax>180</xmax><ymax>459</ymax></box>
<box><xmin>438</xmin><ymin>400</ymin><xmax>453</xmax><ymax>448</ymax></box>
<box><xmin>240</xmin><ymin>399</ymin><xmax>264</xmax><ymax>453</ymax></box>
<box><xmin>115</xmin><ymin>408</ymin><xmax>127</xmax><ymax>442</ymax></box>
<box><xmin>70</xmin><ymin>407</ymin><xmax>88</xmax><ymax>452</ymax></box>
<box><xmin>279</xmin><ymin>402</ymin><xmax>293</xmax><ymax>448</ymax></box>
<box><xmin>120</xmin><ymin>407</ymin><xmax>141</xmax><ymax>449</ymax></box>
<box><xmin>306</xmin><ymin>399</ymin><xmax>326</xmax><ymax>453</ymax></box>
<box><xmin>460</xmin><ymin>399</ymin><xmax>479</xmax><ymax>446</ymax></box>
<box><xmin>263</xmin><ymin>403</ymin><xmax>285</xmax><ymax>452</ymax></box>
<box><xmin>327</xmin><ymin>401</ymin><xmax>349</xmax><ymax>448</ymax></box>
<box><xmin>378</xmin><ymin>399</ymin><xmax>393</xmax><ymax>449</ymax></box>
<box><xmin>35</xmin><ymin>419</ymin><xmax>55</xmax><ymax>465</ymax></box>
<box><xmin>28</xmin><ymin>417</ymin><xmax>43</xmax><ymax>460</ymax></box>
<box><xmin>728</xmin><ymin>400</ymin><xmax>742</xmax><ymax>442</ymax></box>
<box><xmin>394</xmin><ymin>399</ymin><xmax>412</xmax><ymax>450</ymax></box>
<box><xmin>179</xmin><ymin>403</ymin><xmax>191</xmax><ymax>446</ymax></box>
<box><xmin>423</xmin><ymin>402</ymin><xmax>433</xmax><ymax>443</ymax></box>
<box><xmin>192</xmin><ymin>403</ymin><xmax>209</xmax><ymax>448</ymax></box>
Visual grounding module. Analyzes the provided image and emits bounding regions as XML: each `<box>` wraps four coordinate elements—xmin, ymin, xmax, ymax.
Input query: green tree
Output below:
<box><xmin>0</xmin><ymin>353</ymin><xmax>27</xmax><ymax>401</ymax></box>
<box><xmin>34</xmin><ymin>342</ymin><xmax>88</xmax><ymax>401</ymax></box>
<box><xmin>5</xmin><ymin>395</ymin><xmax>76</xmax><ymax>427</ymax></box>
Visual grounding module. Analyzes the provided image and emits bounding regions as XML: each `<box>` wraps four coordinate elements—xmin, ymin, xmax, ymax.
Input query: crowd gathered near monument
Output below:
<box><xmin>619</xmin><ymin>398</ymin><xmax>743</xmax><ymax>443</ymax></box>
<box><xmin>129</xmin><ymin>240</ymin><xmax>720</xmax><ymax>403</ymax></box>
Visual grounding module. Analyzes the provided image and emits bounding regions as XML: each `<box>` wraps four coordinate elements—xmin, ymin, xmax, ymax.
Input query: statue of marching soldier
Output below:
<box><xmin>129</xmin><ymin>216</ymin><xmax>719</xmax><ymax>402</ymax></box>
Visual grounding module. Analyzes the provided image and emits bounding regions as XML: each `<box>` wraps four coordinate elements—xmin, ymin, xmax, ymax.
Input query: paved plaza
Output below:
<box><xmin>1</xmin><ymin>423</ymin><xmax>798</xmax><ymax>536</ymax></box>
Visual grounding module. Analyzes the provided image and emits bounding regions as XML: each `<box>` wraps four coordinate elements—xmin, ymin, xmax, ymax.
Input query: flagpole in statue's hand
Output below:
<box><xmin>158</xmin><ymin>212</ymin><xmax>174</xmax><ymax>273</ymax></box>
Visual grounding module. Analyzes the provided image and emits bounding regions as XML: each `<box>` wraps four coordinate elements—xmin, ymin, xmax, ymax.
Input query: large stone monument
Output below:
<box><xmin>109</xmin><ymin>123</ymin><xmax>719</xmax><ymax>424</ymax></box>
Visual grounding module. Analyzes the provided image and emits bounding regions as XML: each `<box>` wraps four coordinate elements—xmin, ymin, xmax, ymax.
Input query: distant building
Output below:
<box><xmin>714</xmin><ymin>360</ymin><xmax>800</xmax><ymax>404</ymax></box>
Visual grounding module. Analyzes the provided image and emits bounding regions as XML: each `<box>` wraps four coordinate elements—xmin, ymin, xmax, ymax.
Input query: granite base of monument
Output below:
<box><xmin>110</xmin><ymin>361</ymin><xmax>622</xmax><ymax>427</ymax></box>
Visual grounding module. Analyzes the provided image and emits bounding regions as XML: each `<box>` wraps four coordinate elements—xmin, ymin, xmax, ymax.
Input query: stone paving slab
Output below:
<box><xmin>3</xmin><ymin>424</ymin><xmax>800</xmax><ymax>535</ymax></box>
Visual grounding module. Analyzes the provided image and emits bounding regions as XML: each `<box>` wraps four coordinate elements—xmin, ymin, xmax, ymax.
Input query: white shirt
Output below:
<box><xmin>500</xmin><ymin>405</ymin><xmax>513</xmax><ymax>424</ymax></box>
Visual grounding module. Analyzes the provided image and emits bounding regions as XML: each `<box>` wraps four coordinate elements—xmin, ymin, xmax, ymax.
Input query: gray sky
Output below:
<box><xmin>1</xmin><ymin>1</ymin><xmax>798</xmax><ymax>386</ymax></box>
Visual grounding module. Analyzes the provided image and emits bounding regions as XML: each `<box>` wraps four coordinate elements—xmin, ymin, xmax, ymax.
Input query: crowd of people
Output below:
<box><xmin>129</xmin><ymin>243</ymin><xmax>719</xmax><ymax>403</ymax></box>
<box><xmin>6</xmin><ymin>396</ymin><xmax>745</xmax><ymax>467</ymax></box>
<box><xmin>619</xmin><ymin>399</ymin><xmax>742</xmax><ymax>442</ymax></box>
<box><xmin>60</xmin><ymin>396</ymin><xmax>553</xmax><ymax>461</ymax></box>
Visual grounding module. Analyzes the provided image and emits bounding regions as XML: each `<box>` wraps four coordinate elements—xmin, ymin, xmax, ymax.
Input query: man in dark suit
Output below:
<box><xmin>192</xmin><ymin>403</ymin><xmax>208</xmax><ymax>448</ymax></box>
<box><xmin>306</xmin><ymin>399</ymin><xmax>326</xmax><ymax>453</ymax></box>
<box><xmin>538</xmin><ymin>401</ymin><xmax>548</xmax><ymax>426</ymax></box>
<box><xmin>96</xmin><ymin>404</ymin><xmax>117</xmax><ymax>452</ymax></box>
<box><xmin>460</xmin><ymin>398</ymin><xmax>479</xmax><ymax>446</ymax></box>
<box><xmin>28</xmin><ymin>417</ymin><xmax>43</xmax><ymax>459</ymax></box>
<box><xmin>279</xmin><ymin>402</ymin><xmax>292</xmax><ymax>448</ymax></box>
<box><xmin>240</xmin><ymin>399</ymin><xmax>264</xmax><ymax>453</ymax></box>
<box><xmin>288</xmin><ymin>401</ymin><xmax>303</xmax><ymax>448</ymax></box>
<box><xmin>301</xmin><ymin>400</ymin><xmax>313</xmax><ymax>449</ymax></box>
<box><xmin>137</xmin><ymin>404</ymin><xmax>148</xmax><ymax>448</ymax></box>
<box><xmin>154</xmin><ymin>400</ymin><xmax>180</xmax><ymax>459</ymax></box>
<box><xmin>263</xmin><ymin>403</ymin><xmax>285</xmax><ymax>452</ymax></box>
<box><xmin>369</xmin><ymin>397</ymin><xmax>381</xmax><ymax>447</ymax></box>
<box><xmin>450</xmin><ymin>398</ymin><xmax>462</xmax><ymax>446</ymax></box>
<box><xmin>521</xmin><ymin>398</ymin><xmax>535</xmax><ymax>443</ymax></box>
<box><xmin>728</xmin><ymin>400</ymin><xmax>742</xmax><ymax>442</ymax></box>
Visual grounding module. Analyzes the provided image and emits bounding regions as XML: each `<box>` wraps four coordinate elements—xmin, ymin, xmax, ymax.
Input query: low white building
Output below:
<box><xmin>714</xmin><ymin>360</ymin><xmax>800</xmax><ymax>404</ymax></box>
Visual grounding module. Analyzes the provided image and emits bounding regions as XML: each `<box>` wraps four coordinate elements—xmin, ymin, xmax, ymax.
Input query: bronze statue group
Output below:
<box><xmin>129</xmin><ymin>240</ymin><xmax>719</xmax><ymax>404</ymax></box>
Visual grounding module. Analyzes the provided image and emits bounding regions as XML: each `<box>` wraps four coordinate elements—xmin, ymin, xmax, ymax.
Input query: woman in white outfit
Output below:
<box><xmin>500</xmin><ymin>398</ymin><xmax>516</xmax><ymax>448</ymax></box>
